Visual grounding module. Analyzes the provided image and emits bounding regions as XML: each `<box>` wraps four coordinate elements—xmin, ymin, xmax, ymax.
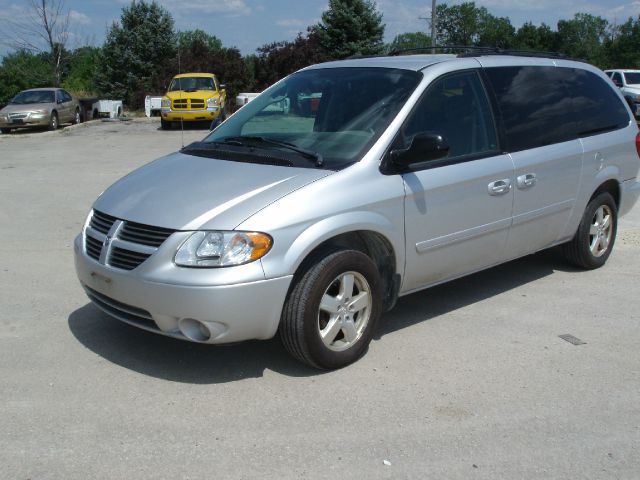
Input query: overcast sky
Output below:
<box><xmin>0</xmin><ymin>0</ymin><xmax>639</xmax><ymax>56</ymax></box>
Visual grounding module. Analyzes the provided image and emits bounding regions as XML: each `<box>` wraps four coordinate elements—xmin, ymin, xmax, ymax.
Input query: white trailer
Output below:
<box><xmin>92</xmin><ymin>100</ymin><xmax>123</xmax><ymax>119</ymax></box>
<box><xmin>236</xmin><ymin>92</ymin><xmax>259</xmax><ymax>108</ymax></box>
<box><xmin>144</xmin><ymin>96</ymin><xmax>163</xmax><ymax>117</ymax></box>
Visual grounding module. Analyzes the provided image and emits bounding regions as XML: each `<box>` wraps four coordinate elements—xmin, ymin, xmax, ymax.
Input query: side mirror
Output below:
<box><xmin>390</xmin><ymin>132</ymin><xmax>450</xmax><ymax>168</ymax></box>
<box><xmin>219</xmin><ymin>84</ymin><xmax>226</xmax><ymax>90</ymax></box>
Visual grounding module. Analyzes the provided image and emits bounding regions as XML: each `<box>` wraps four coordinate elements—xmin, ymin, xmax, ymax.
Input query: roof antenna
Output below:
<box><xmin>177</xmin><ymin>32</ymin><xmax>184</xmax><ymax>149</ymax></box>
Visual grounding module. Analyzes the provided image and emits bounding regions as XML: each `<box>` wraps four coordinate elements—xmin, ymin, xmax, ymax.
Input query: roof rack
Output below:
<box><xmin>388</xmin><ymin>45</ymin><xmax>495</xmax><ymax>56</ymax></box>
<box><xmin>387</xmin><ymin>45</ymin><xmax>581</xmax><ymax>62</ymax></box>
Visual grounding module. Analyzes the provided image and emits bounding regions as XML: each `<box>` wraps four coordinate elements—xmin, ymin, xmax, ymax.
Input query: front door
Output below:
<box><xmin>399</xmin><ymin>70</ymin><xmax>515</xmax><ymax>293</ymax></box>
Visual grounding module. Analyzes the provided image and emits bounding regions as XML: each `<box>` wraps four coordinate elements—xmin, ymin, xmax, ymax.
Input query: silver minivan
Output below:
<box><xmin>74</xmin><ymin>53</ymin><xmax>640</xmax><ymax>369</ymax></box>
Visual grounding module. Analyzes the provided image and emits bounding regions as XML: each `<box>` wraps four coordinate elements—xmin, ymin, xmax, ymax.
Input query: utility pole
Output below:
<box><xmin>431</xmin><ymin>0</ymin><xmax>437</xmax><ymax>46</ymax></box>
<box><xmin>420</xmin><ymin>1</ymin><xmax>437</xmax><ymax>47</ymax></box>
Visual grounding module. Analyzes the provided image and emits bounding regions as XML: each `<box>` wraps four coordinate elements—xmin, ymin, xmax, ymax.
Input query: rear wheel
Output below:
<box><xmin>563</xmin><ymin>192</ymin><xmax>617</xmax><ymax>269</ymax></box>
<box><xmin>279</xmin><ymin>250</ymin><xmax>383</xmax><ymax>369</ymax></box>
<box><xmin>73</xmin><ymin>108</ymin><xmax>81</xmax><ymax>124</ymax></box>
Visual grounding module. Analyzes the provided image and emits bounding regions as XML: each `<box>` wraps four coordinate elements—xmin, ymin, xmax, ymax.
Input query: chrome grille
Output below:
<box><xmin>85</xmin><ymin>235</ymin><xmax>103</xmax><ymax>261</ymax></box>
<box><xmin>172</xmin><ymin>99</ymin><xmax>187</xmax><ymax>109</ymax></box>
<box><xmin>172</xmin><ymin>98</ymin><xmax>205</xmax><ymax>110</ymax></box>
<box><xmin>90</xmin><ymin>210</ymin><xmax>117</xmax><ymax>234</ymax></box>
<box><xmin>119</xmin><ymin>221</ymin><xmax>174</xmax><ymax>247</ymax></box>
<box><xmin>9</xmin><ymin>113</ymin><xmax>28</xmax><ymax>119</ymax></box>
<box><xmin>110</xmin><ymin>247</ymin><xmax>151</xmax><ymax>271</ymax></box>
<box><xmin>84</xmin><ymin>210</ymin><xmax>175</xmax><ymax>271</ymax></box>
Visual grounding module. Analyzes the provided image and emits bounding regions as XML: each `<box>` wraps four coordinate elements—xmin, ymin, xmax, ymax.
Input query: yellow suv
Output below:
<box><xmin>160</xmin><ymin>73</ymin><xmax>226</xmax><ymax>129</ymax></box>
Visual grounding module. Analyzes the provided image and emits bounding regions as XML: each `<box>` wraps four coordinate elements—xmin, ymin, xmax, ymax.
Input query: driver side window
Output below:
<box><xmin>402</xmin><ymin>71</ymin><xmax>498</xmax><ymax>161</ymax></box>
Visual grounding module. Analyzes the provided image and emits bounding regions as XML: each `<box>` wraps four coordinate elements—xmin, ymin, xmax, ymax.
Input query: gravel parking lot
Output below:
<box><xmin>1</xmin><ymin>119</ymin><xmax>639</xmax><ymax>479</ymax></box>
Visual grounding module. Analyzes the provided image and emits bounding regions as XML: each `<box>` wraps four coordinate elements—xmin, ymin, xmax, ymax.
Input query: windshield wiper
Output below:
<box><xmin>222</xmin><ymin>135</ymin><xmax>324</xmax><ymax>167</ymax></box>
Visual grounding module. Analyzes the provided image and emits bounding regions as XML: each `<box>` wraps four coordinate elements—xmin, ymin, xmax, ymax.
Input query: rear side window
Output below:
<box><xmin>568</xmin><ymin>69</ymin><xmax>630</xmax><ymax>136</ymax></box>
<box><xmin>485</xmin><ymin>66</ymin><xmax>629</xmax><ymax>152</ymax></box>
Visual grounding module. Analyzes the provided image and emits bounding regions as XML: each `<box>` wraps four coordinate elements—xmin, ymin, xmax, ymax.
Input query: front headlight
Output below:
<box><xmin>161</xmin><ymin>99</ymin><xmax>171</xmax><ymax>108</ymax></box>
<box><xmin>207</xmin><ymin>98</ymin><xmax>219</xmax><ymax>107</ymax></box>
<box><xmin>175</xmin><ymin>231</ymin><xmax>272</xmax><ymax>267</ymax></box>
<box><xmin>29</xmin><ymin>109</ymin><xmax>48</xmax><ymax>118</ymax></box>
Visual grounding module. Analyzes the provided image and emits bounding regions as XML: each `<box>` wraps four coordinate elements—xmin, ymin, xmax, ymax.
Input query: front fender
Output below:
<box><xmin>260</xmin><ymin>211</ymin><xmax>404</xmax><ymax>280</ymax></box>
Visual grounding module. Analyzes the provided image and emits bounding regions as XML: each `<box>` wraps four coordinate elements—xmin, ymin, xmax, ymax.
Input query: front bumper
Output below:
<box><xmin>161</xmin><ymin>108</ymin><xmax>220</xmax><ymax>122</ymax></box>
<box><xmin>74</xmin><ymin>234</ymin><xmax>292</xmax><ymax>344</ymax></box>
<box><xmin>0</xmin><ymin>115</ymin><xmax>49</xmax><ymax>128</ymax></box>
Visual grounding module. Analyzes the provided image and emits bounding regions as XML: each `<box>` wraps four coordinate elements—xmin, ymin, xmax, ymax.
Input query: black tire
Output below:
<box><xmin>209</xmin><ymin>108</ymin><xmax>226</xmax><ymax>131</ymax></box>
<box><xmin>49</xmin><ymin>112</ymin><xmax>58</xmax><ymax>131</ymax></box>
<box><xmin>73</xmin><ymin>108</ymin><xmax>81</xmax><ymax>125</ymax></box>
<box><xmin>279</xmin><ymin>250</ymin><xmax>383</xmax><ymax>369</ymax></box>
<box><xmin>1</xmin><ymin>128</ymin><xmax>11</xmax><ymax>134</ymax></box>
<box><xmin>160</xmin><ymin>118</ymin><xmax>171</xmax><ymax>130</ymax></box>
<box><xmin>563</xmin><ymin>192</ymin><xmax>617</xmax><ymax>269</ymax></box>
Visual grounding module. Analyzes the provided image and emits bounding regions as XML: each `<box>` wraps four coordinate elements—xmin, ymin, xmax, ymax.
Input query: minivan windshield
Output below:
<box><xmin>624</xmin><ymin>72</ymin><xmax>640</xmax><ymax>85</ymax></box>
<box><xmin>199</xmin><ymin>67</ymin><xmax>422</xmax><ymax>170</ymax></box>
<box><xmin>11</xmin><ymin>90</ymin><xmax>55</xmax><ymax>104</ymax></box>
<box><xmin>168</xmin><ymin>77</ymin><xmax>215</xmax><ymax>91</ymax></box>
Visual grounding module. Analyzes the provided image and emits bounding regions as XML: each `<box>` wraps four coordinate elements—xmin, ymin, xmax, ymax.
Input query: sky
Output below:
<box><xmin>0</xmin><ymin>0</ymin><xmax>639</xmax><ymax>57</ymax></box>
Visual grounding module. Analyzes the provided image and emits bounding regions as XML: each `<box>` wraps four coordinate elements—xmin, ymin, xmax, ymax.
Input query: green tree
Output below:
<box><xmin>436</xmin><ymin>2</ymin><xmax>482</xmax><ymax>45</ymax></box>
<box><xmin>556</xmin><ymin>13</ymin><xmax>608</xmax><ymax>64</ymax></box>
<box><xmin>435</xmin><ymin>2</ymin><xmax>514</xmax><ymax>48</ymax></box>
<box><xmin>96</xmin><ymin>0</ymin><xmax>176</xmax><ymax>108</ymax></box>
<box><xmin>513</xmin><ymin>22</ymin><xmax>558</xmax><ymax>51</ymax></box>
<box><xmin>62</xmin><ymin>46</ymin><xmax>100</xmax><ymax>95</ymax></box>
<box><xmin>254</xmin><ymin>31</ymin><xmax>329</xmax><ymax>90</ymax></box>
<box><xmin>477</xmin><ymin>11</ymin><xmax>515</xmax><ymax>48</ymax></box>
<box><xmin>387</xmin><ymin>32</ymin><xmax>432</xmax><ymax>53</ymax></box>
<box><xmin>605</xmin><ymin>16</ymin><xmax>640</xmax><ymax>68</ymax></box>
<box><xmin>313</xmin><ymin>0</ymin><xmax>385</xmax><ymax>59</ymax></box>
<box><xmin>178</xmin><ymin>29</ymin><xmax>222</xmax><ymax>53</ymax></box>
<box><xmin>0</xmin><ymin>50</ymin><xmax>51</xmax><ymax>105</ymax></box>
<box><xmin>174</xmin><ymin>29</ymin><xmax>223</xmax><ymax>74</ymax></box>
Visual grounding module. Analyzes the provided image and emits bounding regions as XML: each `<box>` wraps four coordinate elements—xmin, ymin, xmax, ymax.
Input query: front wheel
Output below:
<box><xmin>279</xmin><ymin>250</ymin><xmax>383</xmax><ymax>369</ymax></box>
<box><xmin>563</xmin><ymin>192</ymin><xmax>617</xmax><ymax>269</ymax></box>
<box><xmin>160</xmin><ymin>118</ymin><xmax>171</xmax><ymax>130</ymax></box>
<box><xmin>1</xmin><ymin>128</ymin><xmax>11</xmax><ymax>134</ymax></box>
<box><xmin>49</xmin><ymin>112</ymin><xmax>58</xmax><ymax>131</ymax></box>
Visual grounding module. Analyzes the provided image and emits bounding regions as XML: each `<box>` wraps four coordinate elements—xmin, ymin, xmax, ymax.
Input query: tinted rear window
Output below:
<box><xmin>485</xmin><ymin>66</ymin><xmax>629</xmax><ymax>152</ymax></box>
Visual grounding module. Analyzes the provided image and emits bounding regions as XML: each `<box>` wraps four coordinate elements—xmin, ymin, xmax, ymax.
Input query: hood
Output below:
<box><xmin>1</xmin><ymin>102</ymin><xmax>53</xmax><ymax>113</ymax></box>
<box><xmin>93</xmin><ymin>151</ymin><xmax>332</xmax><ymax>230</ymax></box>
<box><xmin>624</xmin><ymin>86</ymin><xmax>640</xmax><ymax>95</ymax></box>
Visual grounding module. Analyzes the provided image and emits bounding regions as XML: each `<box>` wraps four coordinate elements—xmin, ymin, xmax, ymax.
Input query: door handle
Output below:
<box><xmin>488</xmin><ymin>179</ymin><xmax>512</xmax><ymax>196</ymax></box>
<box><xmin>516</xmin><ymin>173</ymin><xmax>537</xmax><ymax>189</ymax></box>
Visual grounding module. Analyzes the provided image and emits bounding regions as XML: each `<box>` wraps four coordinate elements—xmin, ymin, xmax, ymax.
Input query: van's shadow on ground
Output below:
<box><xmin>155</xmin><ymin>121</ymin><xmax>212</xmax><ymax>132</ymax></box>
<box><xmin>68</xmin><ymin>248</ymin><xmax>575</xmax><ymax>384</ymax></box>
